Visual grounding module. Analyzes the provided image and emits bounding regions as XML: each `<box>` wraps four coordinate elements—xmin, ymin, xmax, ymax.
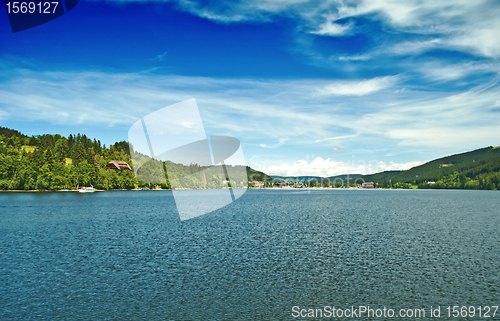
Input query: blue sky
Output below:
<box><xmin>1</xmin><ymin>0</ymin><xmax>500</xmax><ymax>176</ymax></box>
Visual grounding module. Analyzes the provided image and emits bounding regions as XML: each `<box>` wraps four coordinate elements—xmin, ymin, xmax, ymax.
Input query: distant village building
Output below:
<box><xmin>106</xmin><ymin>160</ymin><xmax>132</xmax><ymax>171</ymax></box>
<box><xmin>362</xmin><ymin>182</ymin><xmax>375</xmax><ymax>188</ymax></box>
<box><xmin>251</xmin><ymin>181</ymin><xmax>265</xmax><ymax>187</ymax></box>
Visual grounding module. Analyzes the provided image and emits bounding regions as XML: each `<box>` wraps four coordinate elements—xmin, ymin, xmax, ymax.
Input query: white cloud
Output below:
<box><xmin>353</xmin><ymin>80</ymin><xmax>500</xmax><ymax>149</ymax></box>
<box><xmin>333</xmin><ymin>1</ymin><xmax>500</xmax><ymax>58</ymax></box>
<box><xmin>418</xmin><ymin>61</ymin><xmax>500</xmax><ymax>81</ymax></box>
<box><xmin>317</xmin><ymin>76</ymin><xmax>398</xmax><ymax>96</ymax></box>
<box><xmin>386</xmin><ymin>39</ymin><xmax>442</xmax><ymax>56</ymax></box>
<box><xmin>258</xmin><ymin>156</ymin><xmax>423</xmax><ymax>177</ymax></box>
<box><xmin>315</xmin><ymin>135</ymin><xmax>356</xmax><ymax>143</ymax></box>
<box><xmin>445</xmin><ymin>18</ymin><xmax>500</xmax><ymax>58</ymax></box>
<box><xmin>386</xmin><ymin>127</ymin><xmax>499</xmax><ymax>148</ymax></box>
<box><xmin>311</xmin><ymin>16</ymin><xmax>352</xmax><ymax>36</ymax></box>
<box><xmin>260</xmin><ymin>138</ymin><xmax>288</xmax><ymax>148</ymax></box>
<box><xmin>156</xmin><ymin>0</ymin><xmax>310</xmax><ymax>22</ymax></box>
<box><xmin>338</xmin><ymin>54</ymin><xmax>371</xmax><ymax>61</ymax></box>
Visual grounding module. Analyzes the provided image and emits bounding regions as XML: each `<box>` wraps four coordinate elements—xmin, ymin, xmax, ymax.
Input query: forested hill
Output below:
<box><xmin>390</xmin><ymin>146</ymin><xmax>500</xmax><ymax>189</ymax></box>
<box><xmin>333</xmin><ymin>147</ymin><xmax>500</xmax><ymax>189</ymax></box>
<box><xmin>268</xmin><ymin>147</ymin><xmax>500</xmax><ymax>190</ymax></box>
<box><xmin>0</xmin><ymin>127</ymin><xmax>270</xmax><ymax>190</ymax></box>
<box><xmin>271</xmin><ymin>175</ymin><xmax>323</xmax><ymax>183</ymax></box>
<box><xmin>0</xmin><ymin>127</ymin><xmax>136</xmax><ymax>190</ymax></box>
<box><xmin>0</xmin><ymin>127</ymin><xmax>28</xmax><ymax>139</ymax></box>
<box><xmin>246</xmin><ymin>167</ymin><xmax>273</xmax><ymax>182</ymax></box>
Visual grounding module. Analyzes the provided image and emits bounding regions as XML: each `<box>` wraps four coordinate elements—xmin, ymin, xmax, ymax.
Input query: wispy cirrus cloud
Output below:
<box><xmin>260</xmin><ymin>138</ymin><xmax>288</xmax><ymax>148</ymax></box>
<box><xmin>353</xmin><ymin>78</ymin><xmax>500</xmax><ymax>149</ymax></box>
<box><xmin>445</xmin><ymin>22</ymin><xmax>500</xmax><ymax>58</ymax></box>
<box><xmin>1</xmin><ymin>66</ymin><xmax>499</xmax><ymax>175</ymax></box>
<box><xmin>418</xmin><ymin>61</ymin><xmax>500</xmax><ymax>82</ymax></box>
<box><xmin>337</xmin><ymin>54</ymin><xmax>371</xmax><ymax>61</ymax></box>
<box><xmin>385</xmin><ymin>39</ymin><xmax>442</xmax><ymax>56</ymax></box>
<box><xmin>317</xmin><ymin>76</ymin><xmax>398</xmax><ymax>96</ymax></box>
<box><xmin>315</xmin><ymin>135</ymin><xmax>357</xmax><ymax>143</ymax></box>
<box><xmin>94</xmin><ymin>0</ymin><xmax>500</xmax><ymax>59</ymax></box>
<box><xmin>311</xmin><ymin>16</ymin><xmax>353</xmax><ymax>36</ymax></box>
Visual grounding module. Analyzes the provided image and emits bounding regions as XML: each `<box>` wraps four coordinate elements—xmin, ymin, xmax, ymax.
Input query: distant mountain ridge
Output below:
<box><xmin>269</xmin><ymin>146</ymin><xmax>500</xmax><ymax>189</ymax></box>
<box><xmin>272</xmin><ymin>175</ymin><xmax>323</xmax><ymax>183</ymax></box>
<box><xmin>388</xmin><ymin>146</ymin><xmax>500</xmax><ymax>184</ymax></box>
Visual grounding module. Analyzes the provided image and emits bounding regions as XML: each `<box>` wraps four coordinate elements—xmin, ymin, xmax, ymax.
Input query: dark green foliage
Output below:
<box><xmin>324</xmin><ymin>147</ymin><xmax>500</xmax><ymax>190</ymax></box>
<box><xmin>0</xmin><ymin>130</ymin><xmax>136</xmax><ymax>190</ymax></box>
<box><xmin>113</xmin><ymin>141</ymin><xmax>130</xmax><ymax>156</ymax></box>
<box><xmin>0</xmin><ymin>128</ymin><xmax>270</xmax><ymax>190</ymax></box>
<box><xmin>0</xmin><ymin>126</ymin><xmax>28</xmax><ymax>139</ymax></box>
<box><xmin>384</xmin><ymin>147</ymin><xmax>500</xmax><ymax>190</ymax></box>
<box><xmin>389</xmin><ymin>147</ymin><xmax>500</xmax><ymax>184</ymax></box>
<box><xmin>272</xmin><ymin>175</ymin><xmax>323</xmax><ymax>183</ymax></box>
<box><xmin>361</xmin><ymin>170</ymin><xmax>402</xmax><ymax>182</ymax></box>
<box><xmin>247</xmin><ymin>166</ymin><xmax>273</xmax><ymax>182</ymax></box>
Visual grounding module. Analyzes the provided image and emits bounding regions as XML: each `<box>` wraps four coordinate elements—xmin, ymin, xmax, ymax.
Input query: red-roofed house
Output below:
<box><xmin>106</xmin><ymin>160</ymin><xmax>132</xmax><ymax>171</ymax></box>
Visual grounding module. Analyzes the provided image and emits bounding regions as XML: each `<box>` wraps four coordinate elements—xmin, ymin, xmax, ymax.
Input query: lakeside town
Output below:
<box><xmin>248</xmin><ymin>180</ymin><xmax>380</xmax><ymax>189</ymax></box>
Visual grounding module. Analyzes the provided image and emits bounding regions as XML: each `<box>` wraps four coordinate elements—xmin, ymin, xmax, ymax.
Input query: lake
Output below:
<box><xmin>0</xmin><ymin>189</ymin><xmax>499</xmax><ymax>320</ymax></box>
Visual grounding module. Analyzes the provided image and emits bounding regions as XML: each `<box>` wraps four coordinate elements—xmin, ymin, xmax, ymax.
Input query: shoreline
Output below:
<box><xmin>0</xmin><ymin>187</ymin><xmax>496</xmax><ymax>193</ymax></box>
<box><xmin>0</xmin><ymin>189</ymin><xmax>167</xmax><ymax>193</ymax></box>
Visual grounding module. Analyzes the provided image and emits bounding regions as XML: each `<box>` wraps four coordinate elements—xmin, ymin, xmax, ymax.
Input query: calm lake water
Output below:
<box><xmin>0</xmin><ymin>189</ymin><xmax>499</xmax><ymax>320</ymax></box>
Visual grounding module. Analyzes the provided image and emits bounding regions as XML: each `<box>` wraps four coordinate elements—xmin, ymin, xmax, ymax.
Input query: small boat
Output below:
<box><xmin>79</xmin><ymin>186</ymin><xmax>96</xmax><ymax>193</ymax></box>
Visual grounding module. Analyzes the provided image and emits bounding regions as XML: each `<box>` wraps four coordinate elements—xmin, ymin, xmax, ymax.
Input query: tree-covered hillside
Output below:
<box><xmin>388</xmin><ymin>147</ymin><xmax>500</xmax><ymax>189</ymax></box>
<box><xmin>324</xmin><ymin>148</ymin><xmax>500</xmax><ymax>190</ymax></box>
<box><xmin>0</xmin><ymin>127</ymin><xmax>137</xmax><ymax>190</ymax></box>
<box><xmin>271</xmin><ymin>175</ymin><xmax>323</xmax><ymax>183</ymax></box>
<box><xmin>0</xmin><ymin>127</ymin><xmax>271</xmax><ymax>191</ymax></box>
